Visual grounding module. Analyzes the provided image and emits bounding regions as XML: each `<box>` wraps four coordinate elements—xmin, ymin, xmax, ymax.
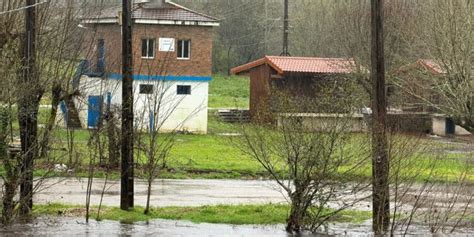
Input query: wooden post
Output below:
<box><xmin>370</xmin><ymin>0</ymin><xmax>390</xmax><ymax>234</ymax></box>
<box><xmin>19</xmin><ymin>0</ymin><xmax>38</xmax><ymax>216</ymax></box>
<box><xmin>121</xmin><ymin>0</ymin><xmax>134</xmax><ymax>210</ymax></box>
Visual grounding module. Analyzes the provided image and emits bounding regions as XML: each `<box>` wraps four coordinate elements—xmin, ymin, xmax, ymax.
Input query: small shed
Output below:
<box><xmin>393</xmin><ymin>59</ymin><xmax>446</xmax><ymax>112</ymax></box>
<box><xmin>230</xmin><ymin>56</ymin><xmax>356</xmax><ymax>118</ymax></box>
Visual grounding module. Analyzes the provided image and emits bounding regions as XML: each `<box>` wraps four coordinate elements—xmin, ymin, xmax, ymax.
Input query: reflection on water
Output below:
<box><xmin>0</xmin><ymin>217</ymin><xmax>472</xmax><ymax>236</ymax></box>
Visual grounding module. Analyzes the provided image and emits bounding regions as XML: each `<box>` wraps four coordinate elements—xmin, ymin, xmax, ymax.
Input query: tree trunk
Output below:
<box><xmin>39</xmin><ymin>83</ymin><xmax>61</xmax><ymax>160</ymax></box>
<box><xmin>18</xmin><ymin>100</ymin><xmax>39</xmax><ymax>216</ymax></box>
<box><xmin>286</xmin><ymin>190</ymin><xmax>305</xmax><ymax>233</ymax></box>
<box><xmin>106</xmin><ymin>112</ymin><xmax>120</xmax><ymax>168</ymax></box>
<box><xmin>144</xmin><ymin>179</ymin><xmax>152</xmax><ymax>215</ymax></box>
<box><xmin>0</xmin><ymin>108</ymin><xmax>17</xmax><ymax>224</ymax></box>
<box><xmin>2</xmin><ymin>151</ymin><xmax>19</xmax><ymax>224</ymax></box>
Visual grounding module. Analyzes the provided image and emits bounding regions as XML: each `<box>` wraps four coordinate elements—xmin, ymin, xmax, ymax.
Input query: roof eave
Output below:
<box><xmin>231</xmin><ymin>57</ymin><xmax>283</xmax><ymax>75</ymax></box>
<box><xmin>135</xmin><ymin>19</ymin><xmax>219</xmax><ymax>26</ymax></box>
<box><xmin>80</xmin><ymin>18</ymin><xmax>219</xmax><ymax>26</ymax></box>
<box><xmin>167</xmin><ymin>2</ymin><xmax>220</xmax><ymax>21</ymax></box>
<box><xmin>81</xmin><ymin>18</ymin><xmax>118</xmax><ymax>24</ymax></box>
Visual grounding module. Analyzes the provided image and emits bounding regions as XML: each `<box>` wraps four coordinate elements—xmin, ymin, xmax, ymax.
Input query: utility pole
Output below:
<box><xmin>264</xmin><ymin>0</ymin><xmax>267</xmax><ymax>55</ymax></box>
<box><xmin>370</xmin><ymin>0</ymin><xmax>390</xmax><ymax>234</ymax></box>
<box><xmin>19</xmin><ymin>0</ymin><xmax>37</xmax><ymax>216</ymax></box>
<box><xmin>281</xmin><ymin>0</ymin><xmax>290</xmax><ymax>56</ymax></box>
<box><xmin>121</xmin><ymin>0</ymin><xmax>134</xmax><ymax>210</ymax></box>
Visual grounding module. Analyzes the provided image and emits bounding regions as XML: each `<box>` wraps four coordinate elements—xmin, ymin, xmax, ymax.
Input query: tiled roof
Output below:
<box><xmin>83</xmin><ymin>2</ymin><xmax>218</xmax><ymax>23</ymax></box>
<box><xmin>417</xmin><ymin>59</ymin><xmax>445</xmax><ymax>74</ymax></box>
<box><xmin>397</xmin><ymin>59</ymin><xmax>446</xmax><ymax>75</ymax></box>
<box><xmin>82</xmin><ymin>6</ymin><xmax>120</xmax><ymax>20</ymax></box>
<box><xmin>133</xmin><ymin>7</ymin><xmax>217</xmax><ymax>22</ymax></box>
<box><xmin>231</xmin><ymin>56</ymin><xmax>356</xmax><ymax>75</ymax></box>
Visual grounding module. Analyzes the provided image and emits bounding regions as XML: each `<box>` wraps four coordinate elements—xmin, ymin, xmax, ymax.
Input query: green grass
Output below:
<box><xmin>209</xmin><ymin>74</ymin><xmax>249</xmax><ymax>109</ymax></box>
<box><xmin>1</xmin><ymin>125</ymin><xmax>471</xmax><ymax>182</ymax></box>
<box><xmin>3</xmin><ymin>105</ymin><xmax>51</xmax><ymax>131</ymax></box>
<box><xmin>167</xmin><ymin>134</ymin><xmax>259</xmax><ymax>175</ymax></box>
<box><xmin>2</xmin><ymin>121</ymin><xmax>471</xmax><ymax>182</ymax></box>
<box><xmin>33</xmin><ymin>203</ymin><xmax>372</xmax><ymax>225</ymax></box>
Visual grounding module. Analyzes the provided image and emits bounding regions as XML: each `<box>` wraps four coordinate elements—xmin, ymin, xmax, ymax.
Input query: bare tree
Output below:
<box><xmin>394</xmin><ymin>0</ymin><xmax>473</xmax><ymax>131</ymax></box>
<box><xmin>0</xmin><ymin>0</ymin><xmax>110</xmax><ymax>221</ymax></box>
<box><xmin>234</xmin><ymin>80</ymin><xmax>370</xmax><ymax>233</ymax></box>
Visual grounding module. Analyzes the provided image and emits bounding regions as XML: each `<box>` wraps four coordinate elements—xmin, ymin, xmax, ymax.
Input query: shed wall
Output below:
<box><xmin>249</xmin><ymin>64</ymin><xmax>272</xmax><ymax>119</ymax></box>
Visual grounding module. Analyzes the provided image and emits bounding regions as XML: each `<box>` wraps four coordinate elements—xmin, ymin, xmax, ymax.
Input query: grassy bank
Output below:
<box><xmin>2</xmin><ymin>74</ymin><xmax>472</xmax><ymax>182</ymax></box>
<box><xmin>208</xmin><ymin>75</ymin><xmax>249</xmax><ymax>109</ymax></box>
<box><xmin>33</xmin><ymin>203</ymin><xmax>371</xmax><ymax>225</ymax></box>
<box><xmin>1</xmin><ymin>117</ymin><xmax>471</xmax><ymax>182</ymax></box>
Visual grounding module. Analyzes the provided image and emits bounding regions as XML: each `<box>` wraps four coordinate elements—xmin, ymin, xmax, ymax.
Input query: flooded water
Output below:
<box><xmin>1</xmin><ymin>217</ymin><xmax>472</xmax><ymax>236</ymax></box>
<box><xmin>0</xmin><ymin>217</ymin><xmax>322</xmax><ymax>237</ymax></box>
<box><xmin>29</xmin><ymin>178</ymin><xmax>289</xmax><ymax>208</ymax></box>
<box><xmin>1</xmin><ymin>177</ymin><xmax>473</xmax><ymax>236</ymax></box>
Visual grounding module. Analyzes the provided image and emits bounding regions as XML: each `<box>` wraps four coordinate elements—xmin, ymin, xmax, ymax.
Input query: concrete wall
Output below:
<box><xmin>432</xmin><ymin>116</ymin><xmax>447</xmax><ymax>136</ymax></box>
<box><xmin>75</xmin><ymin>75</ymin><xmax>208</xmax><ymax>134</ymax></box>
<box><xmin>276</xmin><ymin>113</ymin><xmax>459</xmax><ymax>137</ymax></box>
<box><xmin>277</xmin><ymin>113</ymin><xmax>368</xmax><ymax>133</ymax></box>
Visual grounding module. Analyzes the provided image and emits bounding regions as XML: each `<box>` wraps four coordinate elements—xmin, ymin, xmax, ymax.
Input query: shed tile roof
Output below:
<box><xmin>397</xmin><ymin>59</ymin><xmax>446</xmax><ymax>75</ymax></box>
<box><xmin>83</xmin><ymin>2</ymin><xmax>218</xmax><ymax>23</ymax></box>
<box><xmin>417</xmin><ymin>59</ymin><xmax>445</xmax><ymax>75</ymax></box>
<box><xmin>231</xmin><ymin>56</ymin><xmax>356</xmax><ymax>75</ymax></box>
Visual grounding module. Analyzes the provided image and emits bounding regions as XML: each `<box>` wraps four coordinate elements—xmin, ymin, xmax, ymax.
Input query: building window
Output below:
<box><xmin>177</xmin><ymin>40</ymin><xmax>190</xmax><ymax>59</ymax></box>
<box><xmin>141</xmin><ymin>39</ymin><xmax>155</xmax><ymax>59</ymax></box>
<box><xmin>139</xmin><ymin>84</ymin><xmax>154</xmax><ymax>94</ymax></box>
<box><xmin>177</xmin><ymin>85</ymin><xmax>191</xmax><ymax>95</ymax></box>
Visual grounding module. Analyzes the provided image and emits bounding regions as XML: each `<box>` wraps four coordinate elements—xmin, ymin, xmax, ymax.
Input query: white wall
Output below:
<box><xmin>77</xmin><ymin>76</ymin><xmax>208</xmax><ymax>133</ymax></box>
<box><xmin>75</xmin><ymin>76</ymin><xmax>108</xmax><ymax>129</ymax></box>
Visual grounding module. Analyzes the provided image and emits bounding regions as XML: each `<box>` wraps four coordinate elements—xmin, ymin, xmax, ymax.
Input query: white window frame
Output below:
<box><xmin>141</xmin><ymin>38</ymin><xmax>155</xmax><ymax>59</ymax></box>
<box><xmin>177</xmin><ymin>40</ymin><xmax>191</xmax><ymax>60</ymax></box>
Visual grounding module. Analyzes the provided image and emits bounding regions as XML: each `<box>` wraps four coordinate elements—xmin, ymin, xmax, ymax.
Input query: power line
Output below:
<box><xmin>0</xmin><ymin>1</ymin><xmax>48</xmax><ymax>16</ymax></box>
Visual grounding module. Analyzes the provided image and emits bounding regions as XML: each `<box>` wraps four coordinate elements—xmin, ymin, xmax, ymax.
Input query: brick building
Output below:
<box><xmin>67</xmin><ymin>0</ymin><xmax>219</xmax><ymax>133</ymax></box>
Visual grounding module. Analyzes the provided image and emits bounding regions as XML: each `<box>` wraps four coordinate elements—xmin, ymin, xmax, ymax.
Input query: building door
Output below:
<box><xmin>149</xmin><ymin>110</ymin><xmax>155</xmax><ymax>133</ymax></box>
<box><xmin>88</xmin><ymin>95</ymin><xmax>103</xmax><ymax>129</ymax></box>
<box><xmin>446</xmin><ymin>117</ymin><xmax>456</xmax><ymax>135</ymax></box>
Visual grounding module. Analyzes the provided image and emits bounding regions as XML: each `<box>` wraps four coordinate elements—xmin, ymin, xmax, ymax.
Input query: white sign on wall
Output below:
<box><xmin>159</xmin><ymin>38</ymin><xmax>175</xmax><ymax>52</ymax></box>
